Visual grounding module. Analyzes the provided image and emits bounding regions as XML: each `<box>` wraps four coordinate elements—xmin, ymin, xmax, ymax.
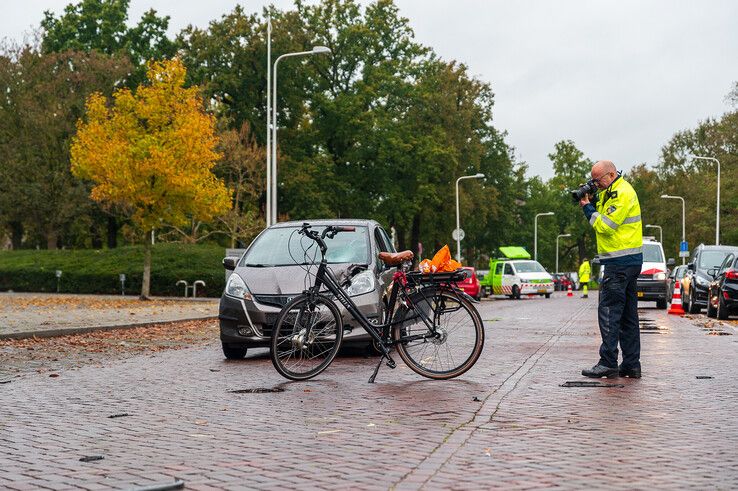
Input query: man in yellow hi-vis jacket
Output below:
<box><xmin>578</xmin><ymin>160</ymin><xmax>643</xmax><ymax>379</ymax></box>
<box><xmin>578</xmin><ymin>258</ymin><xmax>590</xmax><ymax>298</ymax></box>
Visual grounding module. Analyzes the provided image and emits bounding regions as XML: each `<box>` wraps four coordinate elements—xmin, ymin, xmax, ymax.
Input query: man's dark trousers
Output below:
<box><xmin>598</xmin><ymin>263</ymin><xmax>642</xmax><ymax>369</ymax></box>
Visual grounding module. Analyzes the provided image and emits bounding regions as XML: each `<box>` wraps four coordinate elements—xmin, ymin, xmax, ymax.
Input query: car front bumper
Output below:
<box><xmin>219</xmin><ymin>293</ymin><xmax>379</xmax><ymax>348</ymax></box>
<box><xmin>520</xmin><ymin>283</ymin><xmax>554</xmax><ymax>295</ymax></box>
<box><xmin>636</xmin><ymin>279</ymin><xmax>668</xmax><ymax>301</ymax></box>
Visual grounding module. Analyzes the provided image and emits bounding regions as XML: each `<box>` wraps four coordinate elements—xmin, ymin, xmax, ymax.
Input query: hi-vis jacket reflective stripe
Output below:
<box><xmin>590</xmin><ymin>177</ymin><xmax>643</xmax><ymax>259</ymax></box>
<box><xmin>578</xmin><ymin>260</ymin><xmax>591</xmax><ymax>283</ymax></box>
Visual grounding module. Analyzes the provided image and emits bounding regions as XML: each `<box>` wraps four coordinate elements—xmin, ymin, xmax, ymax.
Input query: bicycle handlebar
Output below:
<box><xmin>298</xmin><ymin>223</ymin><xmax>356</xmax><ymax>257</ymax></box>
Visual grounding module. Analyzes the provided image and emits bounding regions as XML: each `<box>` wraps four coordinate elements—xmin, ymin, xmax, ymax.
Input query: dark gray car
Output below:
<box><xmin>219</xmin><ymin>219</ymin><xmax>397</xmax><ymax>359</ymax></box>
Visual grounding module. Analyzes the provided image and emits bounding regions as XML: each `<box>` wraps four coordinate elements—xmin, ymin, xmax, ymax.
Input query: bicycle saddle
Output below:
<box><xmin>378</xmin><ymin>250</ymin><xmax>414</xmax><ymax>266</ymax></box>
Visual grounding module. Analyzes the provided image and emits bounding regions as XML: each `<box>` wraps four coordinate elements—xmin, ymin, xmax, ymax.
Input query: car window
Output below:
<box><xmin>676</xmin><ymin>266</ymin><xmax>687</xmax><ymax>279</ymax></box>
<box><xmin>698</xmin><ymin>250</ymin><xmax>731</xmax><ymax>270</ymax></box>
<box><xmin>241</xmin><ymin>225</ymin><xmax>369</xmax><ymax>266</ymax></box>
<box><xmin>377</xmin><ymin>227</ymin><xmax>396</xmax><ymax>253</ymax></box>
<box><xmin>642</xmin><ymin>243</ymin><xmax>664</xmax><ymax>263</ymax></box>
<box><xmin>495</xmin><ymin>262</ymin><xmax>503</xmax><ymax>275</ymax></box>
<box><xmin>719</xmin><ymin>255</ymin><xmax>734</xmax><ymax>274</ymax></box>
<box><xmin>504</xmin><ymin>263</ymin><xmax>513</xmax><ymax>275</ymax></box>
<box><xmin>513</xmin><ymin>261</ymin><xmax>546</xmax><ymax>273</ymax></box>
<box><xmin>374</xmin><ymin>228</ymin><xmax>390</xmax><ymax>253</ymax></box>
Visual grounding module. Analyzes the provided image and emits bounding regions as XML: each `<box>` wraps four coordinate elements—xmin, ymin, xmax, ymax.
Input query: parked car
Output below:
<box><xmin>552</xmin><ymin>273</ymin><xmax>574</xmax><ymax>292</ymax></box>
<box><xmin>682</xmin><ymin>244</ymin><xmax>738</xmax><ymax>314</ymax></box>
<box><xmin>219</xmin><ymin>219</ymin><xmax>397</xmax><ymax>359</ymax></box>
<box><xmin>636</xmin><ymin>237</ymin><xmax>674</xmax><ymax>309</ymax></box>
<box><xmin>706</xmin><ymin>253</ymin><xmax>738</xmax><ymax>319</ymax></box>
<box><xmin>455</xmin><ymin>267</ymin><xmax>481</xmax><ymax>300</ymax></box>
<box><xmin>668</xmin><ymin>264</ymin><xmax>688</xmax><ymax>300</ymax></box>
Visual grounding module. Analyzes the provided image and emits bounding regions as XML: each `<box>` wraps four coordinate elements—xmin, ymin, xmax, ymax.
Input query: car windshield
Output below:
<box><xmin>514</xmin><ymin>261</ymin><xmax>546</xmax><ymax>273</ymax></box>
<box><xmin>676</xmin><ymin>267</ymin><xmax>686</xmax><ymax>279</ymax></box>
<box><xmin>642</xmin><ymin>243</ymin><xmax>663</xmax><ymax>263</ymax></box>
<box><xmin>698</xmin><ymin>250</ymin><xmax>731</xmax><ymax>270</ymax></box>
<box><xmin>241</xmin><ymin>226</ymin><xmax>369</xmax><ymax>266</ymax></box>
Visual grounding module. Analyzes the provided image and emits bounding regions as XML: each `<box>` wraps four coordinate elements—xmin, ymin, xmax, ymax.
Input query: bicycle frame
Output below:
<box><xmin>307</xmin><ymin>259</ymin><xmax>440</xmax><ymax>349</ymax></box>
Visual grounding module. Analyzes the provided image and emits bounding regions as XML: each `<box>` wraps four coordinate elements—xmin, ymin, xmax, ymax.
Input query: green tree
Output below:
<box><xmin>41</xmin><ymin>0</ymin><xmax>175</xmax><ymax>84</ymax></box>
<box><xmin>0</xmin><ymin>43</ymin><xmax>132</xmax><ymax>249</ymax></box>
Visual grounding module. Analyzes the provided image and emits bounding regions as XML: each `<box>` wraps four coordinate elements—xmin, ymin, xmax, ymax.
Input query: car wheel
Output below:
<box><xmin>717</xmin><ymin>293</ymin><xmax>729</xmax><ymax>320</ymax></box>
<box><xmin>706</xmin><ymin>291</ymin><xmax>717</xmax><ymax>318</ymax></box>
<box><xmin>222</xmin><ymin>343</ymin><xmax>248</xmax><ymax>360</ymax></box>
<box><xmin>512</xmin><ymin>285</ymin><xmax>521</xmax><ymax>300</ymax></box>
<box><xmin>686</xmin><ymin>288</ymin><xmax>701</xmax><ymax>314</ymax></box>
<box><xmin>656</xmin><ymin>298</ymin><xmax>667</xmax><ymax>310</ymax></box>
<box><xmin>545</xmin><ymin>293</ymin><xmax>551</xmax><ymax>299</ymax></box>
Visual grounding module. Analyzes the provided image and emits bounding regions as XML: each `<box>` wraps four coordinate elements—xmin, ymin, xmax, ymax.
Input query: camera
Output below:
<box><xmin>570</xmin><ymin>179</ymin><xmax>598</xmax><ymax>203</ymax></box>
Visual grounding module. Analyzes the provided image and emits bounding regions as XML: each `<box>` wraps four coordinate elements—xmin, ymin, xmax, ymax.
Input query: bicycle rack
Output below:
<box><xmin>176</xmin><ymin>280</ymin><xmax>206</xmax><ymax>298</ymax></box>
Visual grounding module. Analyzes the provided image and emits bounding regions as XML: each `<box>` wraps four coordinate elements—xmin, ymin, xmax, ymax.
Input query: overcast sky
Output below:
<box><xmin>4</xmin><ymin>0</ymin><xmax>737</xmax><ymax>178</ymax></box>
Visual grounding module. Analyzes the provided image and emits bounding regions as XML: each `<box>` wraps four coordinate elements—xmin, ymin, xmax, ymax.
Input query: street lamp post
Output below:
<box><xmin>645</xmin><ymin>224</ymin><xmax>662</xmax><ymax>244</ymax></box>
<box><xmin>661</xmin><ymin>194</ymin><xmax>686</xmax><ymax>265</ymax></box>
<box><xmin>454</xmin><ymin>173</ymin><xmax>485</xmax><ymax>262</ymax></box>
<box><xmin>265</xmin><ymin>17</ymin><xmax>272</xmax><ymax>227</ymax></box>
<box><xmin>271</xmin><ymin>46</ymin><xmax>331</xmax><ymax>225</ymax></box>
<box><xmin>555</xmin><ymin>233</ymin><xmax>571</xmax><ymax>274</ymax></box>
<box><xmin>689</xmin><ymin>155</ymin><xmax>721</xmax><ymax>245</ymax></box>
<box><xmin>534</xmin><ymin>212</ymin><xmax>555</xmax><ymax>262</ymax></box>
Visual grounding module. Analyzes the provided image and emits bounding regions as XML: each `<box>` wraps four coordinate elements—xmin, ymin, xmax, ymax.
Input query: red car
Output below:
<box><xmin>455</xmin><ymin>267</ymin><xmax>481</xmax><ymax>300</ymax></box>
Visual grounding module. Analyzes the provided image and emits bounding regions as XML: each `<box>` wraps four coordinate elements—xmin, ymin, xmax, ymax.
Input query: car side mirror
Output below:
<box><xmin>667</xmin><ymin>258</ymin><xmax>676</xmax><ymax>267</ymax></box>
<box><xmin>707</xmin><ymin>268</ymin><xmax>717</xmax><ymax>278</ymax></box>
<box><xmin>223</xmin><ymin>257</ymin><xmax>237</xmax><ymax>271</ymax></box>
<box><xmin>687</xmin><ymin>263</ymin><xmax>695</xmax><ymax>271</ymax></box>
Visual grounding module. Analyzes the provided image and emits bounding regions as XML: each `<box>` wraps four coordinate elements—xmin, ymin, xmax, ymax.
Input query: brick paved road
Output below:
<box><xmin>1</xmin><ymin>294</ymin><xmax>737</xmax><ymax>490</ymax></box>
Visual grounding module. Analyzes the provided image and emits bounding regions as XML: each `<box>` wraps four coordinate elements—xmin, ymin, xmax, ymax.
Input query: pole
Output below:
<box><xmin>454</xmin><ymin>173</ymin><xmax>485</xmax><ymax>262</ymax></box>
<box><xmin>265</xmin><ymin>17</ymin><xmax>272</xmax><ymax>227</ymax></box>
<box><xmin>272</xmin><ymin>48</ymin><xmax>331</xmax><ymax>225</ymax></box>
<box><xmin>455</xmin><ymin>178</ymin><xmax>461</xmax><ymax>262</ymax></box>
<box><xmin>556</xmin><ymin>234</ymin><xmax>570</xmax><ymax>274</ymax></box>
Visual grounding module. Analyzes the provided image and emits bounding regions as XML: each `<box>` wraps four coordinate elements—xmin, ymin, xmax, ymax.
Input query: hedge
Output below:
<box><xmin>0</xmin><ymin>244</ymin><xmax>230</xmax><ymax>297</ymax></box>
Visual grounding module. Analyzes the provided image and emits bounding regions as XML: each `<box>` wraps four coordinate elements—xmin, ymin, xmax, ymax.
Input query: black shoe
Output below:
<box><xmin>581</xmin><ymin>364</ymin><xmax>619</xmax><ymax>379</ymax></box>
<box><xmin>619</xmin><ymin>365</ymin><xmax>642</xmax><ymax>378</ymax></box>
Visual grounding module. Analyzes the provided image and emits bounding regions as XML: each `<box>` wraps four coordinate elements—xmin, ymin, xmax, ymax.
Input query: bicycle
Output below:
<box><xmin>269</xmin><ymin>223</ymin><xmax>485</xmax><ymax>383</ymax></box>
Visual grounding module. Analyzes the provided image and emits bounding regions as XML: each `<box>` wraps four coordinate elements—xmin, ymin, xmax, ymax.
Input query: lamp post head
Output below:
<box><xmin>660</xmin><ymin>194</ymin><xmax>670</xmax><ymax>198</ymax></box>
<box><xmin>474</xmin><ymin>173</ymin><xmax>485</xmax><ymax>178</ymax></box>
<box><xmin>312</xmin><ymin>46</ymin><xmax>331</xmax><ymax>54</ymax></box>
<box><xmin>560</xmin><ymin>233</ymin><xmax>571</xmax><ymax>237</ymax></box>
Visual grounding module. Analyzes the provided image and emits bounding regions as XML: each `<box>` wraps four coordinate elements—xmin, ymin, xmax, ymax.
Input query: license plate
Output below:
<box><xmin>538</xmin><ymin>289</ymin><xmax>547</xmax><ymax>293</ymax></box>
<box><xmin>637</xmin><ymin>292</ymin><xmax>644</xmax><ymax>298</ymax></box>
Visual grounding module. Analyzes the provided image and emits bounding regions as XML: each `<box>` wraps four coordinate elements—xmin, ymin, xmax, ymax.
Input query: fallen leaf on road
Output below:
<box><xmin>317</xmin><ymin>429</ymin><xmax>342</xmax><ymax>435</ymax></box>
<box><xmin>195</xmin><ymin>419</ymin><xmax>208</xmax><ymax>425</ymax></box>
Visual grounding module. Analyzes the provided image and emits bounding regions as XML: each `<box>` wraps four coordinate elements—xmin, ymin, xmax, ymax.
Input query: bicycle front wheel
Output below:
<box><xmin>393</xmin><ymin>287</ymin><xmax>484</xmax><ymax>379</ymax></box>
<box><xmin>270</xmin><ymin>294</ymin><xmax>343</xmax><ymax>381</ymax></box>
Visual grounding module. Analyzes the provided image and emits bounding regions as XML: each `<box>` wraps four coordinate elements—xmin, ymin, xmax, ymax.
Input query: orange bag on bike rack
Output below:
<box><xmin>418</xmin><ymin>244</ymin><xmax>462</xmax><ymax>273</ymax></box>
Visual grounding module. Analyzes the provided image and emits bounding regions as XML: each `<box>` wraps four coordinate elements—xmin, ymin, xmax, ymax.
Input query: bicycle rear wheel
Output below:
<box><xmin>393</xmin><ymin>287</ymin><xmax>484</xmax><ymax>379</ymax></box>
<box><xmin>270</xmin><ymin>294</ymin><xmax>343</xmax><ymax>381</ymax></box>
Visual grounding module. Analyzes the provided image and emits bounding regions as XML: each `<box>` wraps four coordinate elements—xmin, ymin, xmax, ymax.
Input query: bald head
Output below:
<box><xmin>593</xmin><ymin>160</ymin><xmax>616</xmax><ymax>175</ymax></box>
<box><xmin>591</xmin><ymin>160</ymin><xmax>618</xmax><ymax>189</ymax></box>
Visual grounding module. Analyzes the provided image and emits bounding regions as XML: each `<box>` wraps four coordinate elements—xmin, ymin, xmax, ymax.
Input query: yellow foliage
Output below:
<box><xmin>71</xmin><ymin>58</ymin><xmax>231</xmax><ymax>233</ymax></box>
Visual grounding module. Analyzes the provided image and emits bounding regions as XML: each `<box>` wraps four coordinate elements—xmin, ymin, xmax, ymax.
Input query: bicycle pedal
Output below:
<box><xmin>386</xmin><ymin>359</ymin><xmax>396</xmax><ymax>369</ymax></box>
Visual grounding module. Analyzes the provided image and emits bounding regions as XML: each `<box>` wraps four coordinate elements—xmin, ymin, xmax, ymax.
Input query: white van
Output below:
<box><xmin>636</xmin><ymin>237</ymin><xmax>675</xmax><ymax>309</ymax></box>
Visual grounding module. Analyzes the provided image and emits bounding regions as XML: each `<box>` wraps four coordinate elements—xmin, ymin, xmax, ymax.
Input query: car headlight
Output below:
<box><xmin>695</xmin><ymin>276</ymin><xmax>709</xmax><ymax>287</ymax></box>
<box><xmin>225</xmin><ymin>273</ymin><xmax>250</xmax><ymax>299</ymax></box>
<box><xmin>653</xmin><ymin>272</ymin><xmax>666</xmax><ymax>281</ymax></box>
<box><xmin>346</xmin><ymin>270</ymin><xmax>375</xmax><ymax>297</ymax></box>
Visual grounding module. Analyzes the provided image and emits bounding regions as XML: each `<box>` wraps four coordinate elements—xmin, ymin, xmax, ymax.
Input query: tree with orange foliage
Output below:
<box><xmin>71</xmin><ymin>58</ymin><xmax>231</xmax><ymax>298</ymax></box>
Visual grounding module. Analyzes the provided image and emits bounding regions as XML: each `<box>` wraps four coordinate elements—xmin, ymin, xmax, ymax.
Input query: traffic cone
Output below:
<box><xmin>668</xmin><ymin>280</ymin><xmax>685</xmax><ymax>316</ymax></box>
<box><xmin>567</xmin><ymin>283</ymin><xmax>573</xmax><ymax>297</ymax></box>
